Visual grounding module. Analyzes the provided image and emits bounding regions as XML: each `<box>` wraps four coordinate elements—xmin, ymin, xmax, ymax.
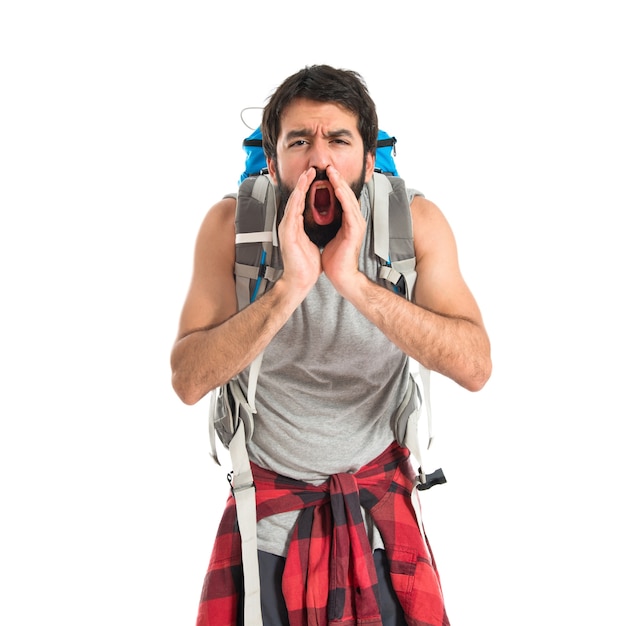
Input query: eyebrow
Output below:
<box><xmin>283</xmin><ymin>128</ymin><xmax>356</xmax><ymax>142</ymax></box>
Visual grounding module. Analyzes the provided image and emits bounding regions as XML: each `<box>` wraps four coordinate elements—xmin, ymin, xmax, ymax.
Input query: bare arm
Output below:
<box><xmin>171</xmin><ymin>170</ymin><xmax>322</xmax><ymax>405</ymax></box>
<box><xmin>323</xmin><ymin>177</ymin><xmax>491</xmax><ymax>391</ymax></box>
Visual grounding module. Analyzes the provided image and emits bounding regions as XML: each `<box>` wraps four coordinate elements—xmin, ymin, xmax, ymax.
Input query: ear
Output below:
<box><xmin>267</xmin><ymin>157</ymin><xmax>278</xmax><ymax>184</ymax></box>
<box><xmin>363</xmin><ymin>151</ymin><xmax>375</xmax><ymax>183</ymax></box>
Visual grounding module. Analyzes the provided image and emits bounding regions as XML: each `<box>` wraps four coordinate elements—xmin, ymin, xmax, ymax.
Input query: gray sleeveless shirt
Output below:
<box><xmin>238</xmin><ymin>184</ymin><xmax>417</xmax><ymax>555</ymax></box>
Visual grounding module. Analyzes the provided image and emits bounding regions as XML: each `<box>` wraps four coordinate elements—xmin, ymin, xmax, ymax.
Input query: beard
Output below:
<box><xmin>276</xmin><ymin>164</ymin><xmax>367</xmax><ymax>248</ymax></box>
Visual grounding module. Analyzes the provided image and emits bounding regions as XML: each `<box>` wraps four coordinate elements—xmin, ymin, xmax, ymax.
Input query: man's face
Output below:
<box><xmin>268</xmin><ymin>98</ymin><xmax>375</xmax><ymax>247</ymax></box>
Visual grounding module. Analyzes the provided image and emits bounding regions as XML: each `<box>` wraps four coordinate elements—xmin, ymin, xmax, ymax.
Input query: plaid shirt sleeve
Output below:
<box><xmin>196</xmin><ymin>443</ymin><xmax>449</xmax><ymax>626</ymax></box>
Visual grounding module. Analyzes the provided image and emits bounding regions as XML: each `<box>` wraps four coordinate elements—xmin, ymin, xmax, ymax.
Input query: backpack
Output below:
<box><xmin>208</xmin><ymin>128</ymin><xmax>445</xmax><ymax>625</ymax></box>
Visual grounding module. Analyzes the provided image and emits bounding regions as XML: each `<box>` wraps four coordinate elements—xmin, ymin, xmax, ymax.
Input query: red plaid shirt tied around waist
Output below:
<box><xmin>196</xmin><ymin>443</ymin><xmax>449</xmax><ymax>626</ymax></box>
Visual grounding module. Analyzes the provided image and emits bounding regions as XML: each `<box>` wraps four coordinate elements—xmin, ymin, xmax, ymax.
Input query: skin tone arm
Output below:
<box><xmin>322</xmin><ymin>166</ymin><xmax>492</xmax><ymax>392</ymax></box>
<box><xmin>170</xmin><ymin>169</ymin><xmax>322</xmax><ymax>405</ymax></box>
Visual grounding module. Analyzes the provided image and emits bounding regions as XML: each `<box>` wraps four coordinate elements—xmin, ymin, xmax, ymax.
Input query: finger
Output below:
<box><xmin>327</xmin><ymin>166</ymin><xmax>361</xmax><ymax>218</ymax></box>
<box><xmin>285</xmin><ymin>167</ymin><xmax>316</xmax><ymax>216</ymax></box>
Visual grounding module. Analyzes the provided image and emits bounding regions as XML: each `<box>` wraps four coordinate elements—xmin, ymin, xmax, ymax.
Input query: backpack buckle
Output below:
<box><xmin>227</xmin><ymin>471</ymin><xmax>255</xmax><ymax>494</ymax></box>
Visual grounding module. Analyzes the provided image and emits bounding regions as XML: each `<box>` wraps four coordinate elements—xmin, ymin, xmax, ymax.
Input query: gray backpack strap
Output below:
<box><xmin>229</xmin><ymin>418</ymin><xmax>262</xmax><ymax>626</ymax></box>
<box><xmin>234</xmin><ymin>175</ymin><xmax>281</xmax><ymax>311</ymax></box>
<box><xmin>391</xmin><ymin>361</ymin><xmax>446</xmax><ymax>491</ymax></box>
<box><xmin>367</xmin><ymin>172</ymin><xmax>419</xmax><ymax>299</ymax></box>
<box><xmin>369</xmin><ymin>173</ymin><xmax>445</xmax><ymax>490</ymax></box>
<box><xmin>233</xmin><ymin>175</ymin><xmax>281</xmax><ymax>411</ymax></box>
<box><xmin>207</xmin><ymin>380</ymin><xmax>262</xmax><ymax>625</ymax></box>
<box><xmin>208</xmin><ymin>176</ymin><xmax>283</xmax><ymax>624</ymax></box>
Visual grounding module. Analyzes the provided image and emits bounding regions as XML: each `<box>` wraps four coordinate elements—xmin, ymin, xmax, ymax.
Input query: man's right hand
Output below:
<box><xmin>277</xmin><ymin>167</ymin><xmax>322</xmax><ymax>299</ymax></box>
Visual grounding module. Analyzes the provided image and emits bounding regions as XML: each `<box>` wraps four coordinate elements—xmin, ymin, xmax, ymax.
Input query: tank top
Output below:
<box><xmin>238</xmin><ymin>184</ymin><xmax>414</xmax><ymax>555</ymax></box>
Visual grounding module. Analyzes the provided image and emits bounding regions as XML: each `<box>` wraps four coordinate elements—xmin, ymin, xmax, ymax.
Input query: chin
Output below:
<box><xmin>303</xmin><ymin>210</ymin><xmax>343</xmax><ymax>247</ymax></box>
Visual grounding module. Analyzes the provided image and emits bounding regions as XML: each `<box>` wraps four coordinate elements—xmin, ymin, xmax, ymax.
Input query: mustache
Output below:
<box><xmin>313</xmin><ymin>168</ymin><xmax>329</xmax><ymax>182</ymax></box>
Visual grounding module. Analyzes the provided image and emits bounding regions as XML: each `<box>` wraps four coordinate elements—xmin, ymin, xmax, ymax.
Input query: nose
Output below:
<box><xmin>307</xmin><ymin>140</ymin><xmax>331</xmax><ymax>171</ymax></box>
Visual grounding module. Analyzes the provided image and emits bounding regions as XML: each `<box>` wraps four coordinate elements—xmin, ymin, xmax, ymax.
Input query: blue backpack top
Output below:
<box><xmin>239</xmin><ymin>127</ymin><xmax>399</xmax><ymax>184</ymax></box>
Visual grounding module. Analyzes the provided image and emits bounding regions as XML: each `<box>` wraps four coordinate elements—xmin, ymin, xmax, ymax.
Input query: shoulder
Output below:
<box><xmin>410</xmin><ymin>194</ymin><xmax>453</xmax><ymax>232</ymax></box>
<box><xmin>410</xmin><ymin>193</ymin><xmax>444</xmax><ymax>220</ymax></box>
<box><xmin>187</xmin><ymin>197</ymin><xmax>237</xmax><ymax>287</ymax></box>
<box><xmin>409</xmin><ymin>195</ymin><xmax>458</xmax><ymax>265</ymax></box>
<box><xmin>195</xmin><ymin>196</ymin><xmax>236</xmax><ymax>247</ymax></box>
<box><xmin>174</xmin><ymin>196</ymin><xmax>239</xmax><ymax>342</ymax></box>
<box><xmin>199</xmin><ymin>195</ymin><xmax>236</xmax><ymax>233</ymax></box>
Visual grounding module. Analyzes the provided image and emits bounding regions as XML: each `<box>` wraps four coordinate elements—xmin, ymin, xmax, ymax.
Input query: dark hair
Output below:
<box><xmin>261</xmin><ymin>65</ymin><xmax>378</xmax><ymax>162</ymax></box>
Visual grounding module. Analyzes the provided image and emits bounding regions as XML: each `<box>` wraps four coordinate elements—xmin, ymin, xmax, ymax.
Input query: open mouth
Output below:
<box><xmin>309</xmin><ymin>181</ymin><xmax>336</xmax><ymax>225</ymax></box>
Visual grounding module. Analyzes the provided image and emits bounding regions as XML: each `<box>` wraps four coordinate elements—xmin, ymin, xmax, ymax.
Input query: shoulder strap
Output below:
<box><xmin>233</xmin><ymin>175</ymin><xmax>282</xmax><ymax>310</ymax></box>
<box><xmin>367</xmin><ymin>172</ymin><xmax>419</xmax><ymax>299</ymax></box>
<box><xmin>208</xmin><ymin>175</ymin><xmax>283</xmax><ymax>625</ymax></box>
<box><xmin>368</xmin><ymin>173</ymin><xmax>445</xmax><ymax>490</ymax></box>
<box><xmin>232</xmin><ymin>175</ymin><xmax>282</xmax><ymax>411</ymax></box>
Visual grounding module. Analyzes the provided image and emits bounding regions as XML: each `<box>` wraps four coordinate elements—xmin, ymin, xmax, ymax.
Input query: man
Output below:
<box><xmin>171</xmin><ymin>65</ymin><xmax>491</xmax><ymax>626</ymax></box>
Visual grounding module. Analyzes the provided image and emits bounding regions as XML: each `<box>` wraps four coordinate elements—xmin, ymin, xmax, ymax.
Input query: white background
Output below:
<box><xmin>2</xmin><ymin>1</ymin><xmax>624</xmax><ymax>624</ymax></box>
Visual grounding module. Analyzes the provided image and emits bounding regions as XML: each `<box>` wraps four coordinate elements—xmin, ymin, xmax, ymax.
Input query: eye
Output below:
<box><xmin>329</xmin><ymin>135</ymin><xmax>351</xmax><ymax>146</ymax></box>
<box><xmin>288</xmin><ymin>139</ymin><xmax>308</xmax><ymax>148</ymax></box>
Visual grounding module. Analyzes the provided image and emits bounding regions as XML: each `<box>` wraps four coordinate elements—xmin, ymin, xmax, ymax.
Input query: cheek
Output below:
<box><xmin>335</xmin><ymin>153</ymin><xmax>366</xmax><ymax>179</ymax></box>
<box><xmin>275</xmin><ymin>157</ymin><xmax>304</xmax><ymax>189</ymax></box>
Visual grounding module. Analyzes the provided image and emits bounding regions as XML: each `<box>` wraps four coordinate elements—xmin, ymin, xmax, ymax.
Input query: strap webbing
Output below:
<box><xmin>369</xmin><ymin>173</ymin><xmax>393</xmax><ymax>262</ymax></box>
<box><xmin>246</xmin><ymin>352</ymin><xmax>263</xmax><ymax>413</ymax></box>
<box><xmin>400</xmin><ymin>362</ymin><xmax>446</xmax><ymax>490</ymax></box>
<box><xmin>207</xmin><ymin>388</ymin><xmax>220</xmax><ymax>465</ymax></box>
<box><xmin>235</xmin><ymin>231</ymin><xmax>273</xmax><ymax>245</ymax></box>
<box><xmin>229</xmin><ymin>421</ymin><xmax>262</xmax><ymax>625</ymax></box>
